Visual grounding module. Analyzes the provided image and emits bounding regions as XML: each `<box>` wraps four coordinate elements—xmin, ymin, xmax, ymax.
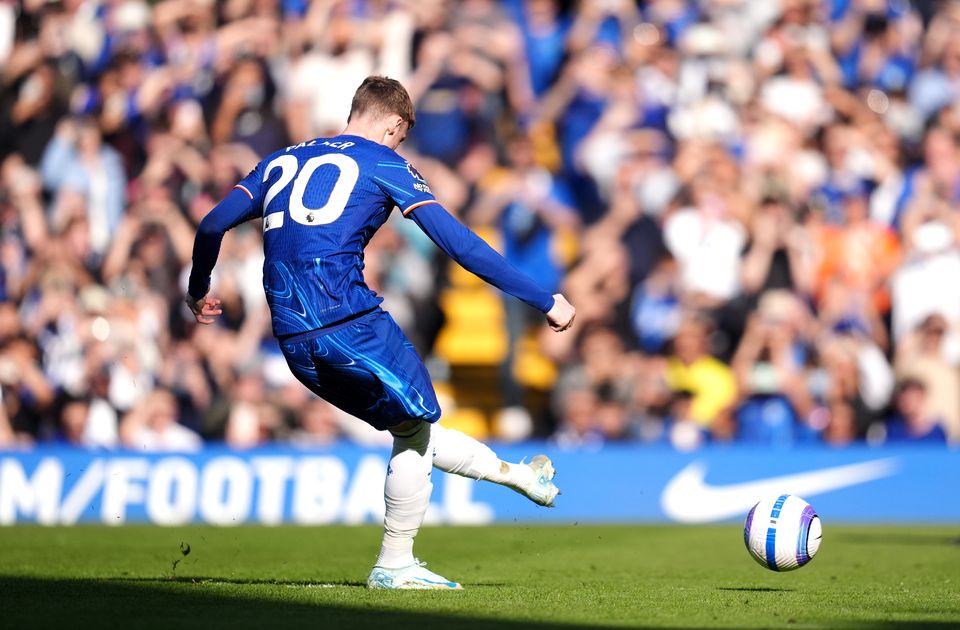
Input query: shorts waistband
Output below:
<box><xmin>278</xmin><ymin>307</ymin><xmax>380</xmax><ymax>345</ymax></box>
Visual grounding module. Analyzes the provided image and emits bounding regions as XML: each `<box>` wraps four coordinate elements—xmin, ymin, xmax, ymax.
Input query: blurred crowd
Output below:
<box><xmin>1</xmin><ymin>0</ymin><xmax>958</xmax><ymax>451</ymax></box>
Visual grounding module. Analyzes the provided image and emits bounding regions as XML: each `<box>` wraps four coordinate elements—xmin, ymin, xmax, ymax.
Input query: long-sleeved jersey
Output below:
<box><xmin>188</xmin><ymin>134</ymin><xmax>556</xmax><ymax>338</ymax></box>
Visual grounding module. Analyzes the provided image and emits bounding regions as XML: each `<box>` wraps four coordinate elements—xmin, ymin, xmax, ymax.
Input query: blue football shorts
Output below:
<box><xmin>279</xmin><ymin>308</ymin><xmax>441</xmax><ymax>431</ymax></box>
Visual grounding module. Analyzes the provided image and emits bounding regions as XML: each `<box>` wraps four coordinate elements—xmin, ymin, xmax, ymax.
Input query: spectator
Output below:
<box><xmin>0</xmin><ymin>60</ymin><xmax>66</xmax><ymax>165</ymax></box>
<box><xmin>551</xmin><ymin>381</ymin><xmax>601</xmax><ymax>448</ymax></box>
<box><xmin>555</xmin><ymin>326</ymin><xmax>636</xmax><ymax>409</ymax></box>
<box><xmin>909</xmin><ymin>28</ymin><xmax>960</xmax><ymax>121</ymax></box>
<box><xmin>40</xmin><ymin>118</ymin><xmax>126</xmax><ymax>257</ymax></box>
<box><xmin>894</xmin><ymin>314</ymin><xmax>960</xmax><ymax>441</ymax></box>
<box><xmin>290</xmin><ymin>398</ymin><xmax>342</xmax><ymax>447</ymax></box>
<box><xmin>515</xmin><ymin>0</ymin><xmax>570</xmax><ymax>98</ymax></box>
<box><xmin>551</xmin><ymin>325</ymin><xmax>641</xmax><ymax>445</ymax></box>
<box><xmin>629</xmin><ymin>253</ymin><xmax>681</xmax><ymax>355</ymax></box>
<box><xmin>876</xmin><ymin>378</ymin><xmax>948</xmax><ymax>444</ymax></box>
<box><xmin>731</xmin><ymin>293</ymin><xmax>814</xmax><ymax>445</ymax></box>
<box><xmin>740</xmin><ymin>196</ymin><xmax>814</xmax><ymax>299</ymax></box>
<box><xmin>664</xmin><ymin>312</ymin><xmax>737</xmax><ymax>439</ymax></box>
<box><xmin>120</xmin><ymin>388</ymin><xmax>202</xmax><ymax>452</ymax></box>
<box><xmin>58</xmin><ymin>397</ymin><xmax>92</xmax><ymax>447</ymax></box>
<box><xmin>816</xmin><ymin>324</ymin><xmax>895</xmax><ymax>444</ymax></box>
<box><xmin>0</xmin><ymin>336</ymin><xmax>55</xmax><ymax>439</ymax></box>
<box><xmin>891</xmin><ymin>197</ymin><xmax>960</xmax><ymax>342</ymax></box>
<box><xmin>663</xmin><ymin>171</ymin><xmax>747</xmax><ymax>307</ymax></box>
<box><xmin>812</xmin><ymin>184</ymin><xmax>900</xmax><ymax>332</ymax></box>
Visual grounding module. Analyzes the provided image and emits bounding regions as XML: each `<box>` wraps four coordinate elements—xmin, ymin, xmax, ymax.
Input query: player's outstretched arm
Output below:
<box><xmin>407</xmin><ymin>201</ymin><xmax>576</xmax><ymax>332</ymax></box>
<box><xmin>185</xmin><ymin>186</ymin><xmax>259</xmax><ymax>324</ymax></box>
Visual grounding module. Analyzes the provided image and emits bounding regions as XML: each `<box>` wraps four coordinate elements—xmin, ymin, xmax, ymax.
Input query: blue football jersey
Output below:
<box><xmin>234</xmin><ymin>135</ymin><xmax>437</xmax><ymax>336</ymax></box>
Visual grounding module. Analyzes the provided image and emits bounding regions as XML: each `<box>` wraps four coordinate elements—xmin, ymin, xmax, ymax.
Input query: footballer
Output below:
<box><xmin>185</xmin><ymin>76</ymin><xmax>576</xmax><ymax>590</ymax></box>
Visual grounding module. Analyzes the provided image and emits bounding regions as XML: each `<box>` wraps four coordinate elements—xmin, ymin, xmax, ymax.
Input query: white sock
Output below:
<box><xmin>429</xmin><ymin>423</ymin><xmax>522</xmax><ymax>488</ymax></box>
<box><xmin>376</xmin><ymin>422</ymin><xmax>433</xmax><ymax>569</ymax></box>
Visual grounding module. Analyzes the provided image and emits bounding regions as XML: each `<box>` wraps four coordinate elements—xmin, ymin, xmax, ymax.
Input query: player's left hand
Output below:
<box><xmin>546</xmin><ymin>293</ymin><xmax>576</xmax><ymax>332</ymax></box>
<box><xmin>185</xmin><ymin>294</ymin><xmax>222</xmax><ymax>325</ymax></box>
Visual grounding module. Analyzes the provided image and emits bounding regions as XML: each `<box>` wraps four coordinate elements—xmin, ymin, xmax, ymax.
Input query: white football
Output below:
<box><xmin>744</xmin><ymin>494</ymin><xmax>822</xmax><ymax>571</ymax></box>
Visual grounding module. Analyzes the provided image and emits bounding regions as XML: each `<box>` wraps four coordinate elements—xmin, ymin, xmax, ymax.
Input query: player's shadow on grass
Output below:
<box><xmin>3</xmin><ymin>575</ymin><xmax>957</xmax><ymax>630</ymax></box>
<box><xmin>115</xmin><ymin>575</ymin><xmax>368</xmax><ymax>587</ymax></box>
<box><xmin>716</xmin><ymin>587</ymin><xmax>794</xmax><ymax>592</ymax></box>
<box><xmin>0</xmin><ymin>575</ymin><xmax>607</xmax><ymax>630</ymax></box>
<box><xmin>115</xmin><ymin>576</ymin><xmax>510</xmax><ymax>588</ymax></box>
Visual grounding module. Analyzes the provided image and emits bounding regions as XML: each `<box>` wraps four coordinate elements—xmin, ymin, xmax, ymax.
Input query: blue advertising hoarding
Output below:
<box><xmin>0</xmin><ymin>445</ymin><xmax>954</xmax><ymax>525</ymax></box>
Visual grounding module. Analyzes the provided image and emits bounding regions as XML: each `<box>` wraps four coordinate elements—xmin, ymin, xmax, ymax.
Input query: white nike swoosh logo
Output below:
<box><xmin>660</xmin><ymin>458</ymin><xmax>899</xmax><ymax>523</ymax></box>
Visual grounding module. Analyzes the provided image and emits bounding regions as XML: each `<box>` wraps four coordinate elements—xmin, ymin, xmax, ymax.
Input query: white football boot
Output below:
<box><xmin>510</xmin><ymin>455</ymin><xmax>560</xmax><ymax>507</ymax></box>
<box><xmin>367</xmin><ymin>560</ymin><xmax>463</xmax><ymax>590</ymax></box>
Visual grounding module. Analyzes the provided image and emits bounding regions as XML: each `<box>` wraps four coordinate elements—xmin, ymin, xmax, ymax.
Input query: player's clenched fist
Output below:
<box><xmin>546</xmin><ymin>293</ymin><xmax>575</xmax><ymax>332</ymax></box>
<box><xmin>185</xmin><ymin>295</ymin><xmax>223</xmax><ymax>325</ymax></box>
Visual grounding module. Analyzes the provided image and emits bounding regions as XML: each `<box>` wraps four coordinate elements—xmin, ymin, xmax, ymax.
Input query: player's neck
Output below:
<box><xmin>340</xmin><ymin>122</ymin><xmax>388</xmax><ymax>146</ymax></box>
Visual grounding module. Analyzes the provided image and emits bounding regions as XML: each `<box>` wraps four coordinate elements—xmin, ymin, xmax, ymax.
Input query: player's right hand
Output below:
<box><xmin>185</xmin><ymin>295</ymin><xmax>223</xmax><ymax>325</ymax></box>
<box><xmin>546</xmin><ymin>293</ymin><xmax>576</xmax><ymax>332</ymax></box>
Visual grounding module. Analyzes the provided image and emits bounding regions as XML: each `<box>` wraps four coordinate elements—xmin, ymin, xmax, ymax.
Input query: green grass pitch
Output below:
<box><xmin>1</xmin><ymin>525</ymin><xmax>958</xmax><ymax>629</ymax></box>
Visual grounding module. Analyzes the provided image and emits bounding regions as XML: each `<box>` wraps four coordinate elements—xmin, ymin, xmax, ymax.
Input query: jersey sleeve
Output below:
<box><xmin>372</xmin><ymin>156</ymin><xmax>439</xmax><ymax>216</ymax></box>
<box><xmin>408</xmin><ymin>201</ymin><xmax>556</xmax><ymax>313</ymax></box>
<box><xmin>187</xmin><ymin>184</ymin><xmax>262</xmax><ymax>299</ymax></box>
<box><xmin>232</xmin><ymin>164</ymin><xmax>265</xmax><ymax>208</ymax></box>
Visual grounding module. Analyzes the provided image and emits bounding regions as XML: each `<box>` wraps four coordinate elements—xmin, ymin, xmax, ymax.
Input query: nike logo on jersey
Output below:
<box><xmin>660</xmin><ymin>458</ymin><xmax>899</xmax><ymax>523</ymax></box>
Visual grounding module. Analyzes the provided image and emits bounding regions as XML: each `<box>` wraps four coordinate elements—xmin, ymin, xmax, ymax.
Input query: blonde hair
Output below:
<box><xmin>348</xmin><ymin>76</ymin><xmax>416</xmax><ymax>129</ymax></box>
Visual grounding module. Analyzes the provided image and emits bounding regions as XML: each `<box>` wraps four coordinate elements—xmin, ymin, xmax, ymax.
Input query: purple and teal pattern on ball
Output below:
<box><xmin>743</xmin><ymin>503</ymin><xmax>758</xmax><ymax>549</ymax></box>
<box><xmin>796</xmin><ymin>504</ymin><xmax>818</xmax><ymax>567</ymax></box>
